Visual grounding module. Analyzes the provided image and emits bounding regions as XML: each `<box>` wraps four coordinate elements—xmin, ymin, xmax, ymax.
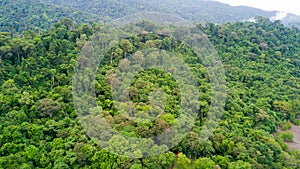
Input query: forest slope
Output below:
<box><xmin>1</xmin><ymin>0</ymin><xmax>300</xmax><ymax>34</ymax></box>
<box><xmin>0</xmin><ymin>0</ymin><xmax>104</xmax><ymax>33</ymax></box>
<box><xmin>0</xmin><ymin>17</ymin><xmax>299</xmax><ymax>168</ymax></box>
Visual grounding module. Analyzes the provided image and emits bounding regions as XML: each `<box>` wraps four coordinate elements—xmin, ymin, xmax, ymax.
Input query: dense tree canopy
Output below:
<box><xmin>0</xmin><ymin>17</ymin><xmax>299</xmax><ymax>168</ymax></box>
<box><xmin>1</xmin><ymin>0</ymin><xmax>300</xmax><ymax>34</ymax></box>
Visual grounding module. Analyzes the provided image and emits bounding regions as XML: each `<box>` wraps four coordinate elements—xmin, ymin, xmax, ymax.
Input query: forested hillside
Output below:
<box><xmin>0</xmin><ymin>16</ymin><xmax>299</xmax><ymax>168</ymax></box>
<box><xmin>0</xmin><ymin>0</ymin><xmax>104</xmax><ymax>33</ymax></box>
<box><xmin>1</xmin><ymin>0</ymin><xmax>299</xmax><ymax>34</ymax></box>
<box><xmin>37</xmin><ymin>0</ymin><xmax>300</xmax><ymax>27</ymax></box>
<box><xmin>282</xmin><ymin>14</ymin><xmax>300</xmax><ymax>28</ymax></box>
<box><xmin>44</xmin><ymin>0</ymin><xmax>276</xmax><ymax>23</ymax></box>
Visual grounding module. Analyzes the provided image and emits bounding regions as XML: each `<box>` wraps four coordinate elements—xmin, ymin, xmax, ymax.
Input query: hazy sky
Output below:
<box><xmin>214</xmin><ymin>0</ymin><xmax>300</xmax><ymax>15</ymax></box>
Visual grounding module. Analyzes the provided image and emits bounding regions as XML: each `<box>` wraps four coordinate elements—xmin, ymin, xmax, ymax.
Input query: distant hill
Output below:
<box><xmin>281</xmin><ymin>14</ymin><xmax>300</xmax><ymax>28</ymax></box>
<box><xmin>0</xmin><ymin>0</ymin><xmax>104</xmax><ymax>33</ymax></box>
<box><xmin>44</xmin><ymin>0</ymin><xmax>300</xmax><ymax>26</ymax></box>
<box><xmin>43</xmin><ymin>0</ymin><xmax>277</xmax><ymax>23</ymax></box>
<box><xmin>1</xmin><ymin>0</ymin><xmax>299</xmax><ymax>33</ymax></box>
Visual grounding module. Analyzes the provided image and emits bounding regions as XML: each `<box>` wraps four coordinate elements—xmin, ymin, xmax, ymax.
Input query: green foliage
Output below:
<box><xmin>174</xmin><ymin>153</ymin><xmax>192</xmax><ymax>169</ymax></box>
<box><xmin>0</xmin><ymin>0</ymin><xmax>103</xmax><ymax>34</ymax></box>
<box><xmin>194</xmin><ymin>157</ymin><xmax>218</xmax><ymax>169</ymax></box>
<box><xmin>281</xmin><ymin>132</ymin><xmax>294</xmax><ymax>142</ymax></box>
<box><xmin>213</xmin><ymin>155</ymin><xmax>228</xmax><ymax>169</ymax></box>
<box><xmin>159</xmin><ymin>113</ymin><xmax>176</xmax><ymax>125</ymax></box>
<box><xmin>130</xmin><ymin>164</ymin><xmax>143</xmax><ymax>169</ymax></box>
<box><xmin>0</xmin><ymin>17</ymin><xmax>299</xmax><ymax>168</ymax></box>
<box><xmin>281</xmin><ymin>120</ymin><xmax>292</xmax><ymax>130</ymax></box>
<box><xmin>2</xmin><ymin>0</ymin><xmax>299</xmax><ymax>35</ymax></box>
<box><xmin>43</xmin><ymin>0</ymin><xmax>298</xmax><ymax>27</ymax></box>
<box><xmin>228</xmin><ymin>160</ymin><xmax>251</xmax><ymax>169</ymax></box>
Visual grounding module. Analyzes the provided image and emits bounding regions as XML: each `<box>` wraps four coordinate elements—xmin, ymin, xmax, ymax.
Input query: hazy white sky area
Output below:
<box><xmin>214</xmin><ymin>0</ymin><xmax>300</xmax><ymax>15</ymax></box>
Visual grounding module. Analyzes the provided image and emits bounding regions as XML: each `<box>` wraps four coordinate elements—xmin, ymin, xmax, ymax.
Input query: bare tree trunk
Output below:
<box><xmin>0</xmin><ymin>54</ymin><xmax>2</xmax><ymax>69</ymax></box>
<box><xmin>110</xmin><ymin>51</ymin><xmax>113</xmax><ymax>65</ymax></box>
<box><xmin>51</xmin><ymin>75</ymin><xmax>55</xmax><ymax>88</ymax></box>
<box><xmin>17</xmin><ymin>52</ymin><xmax>20</xmax><ymax>63</ymax></box>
